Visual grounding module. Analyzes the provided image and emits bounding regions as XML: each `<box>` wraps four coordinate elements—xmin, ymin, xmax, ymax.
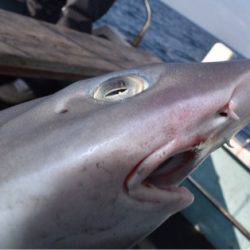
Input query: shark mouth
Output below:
<box><xmin>145</xmin><ymin>150</ymin><xmax>197</xmax><ymax>188</ymax></box>
<box><xmin>125</xmin><ymin>138</ymin><xmax>208</xmax><ymax>203</ymax></box>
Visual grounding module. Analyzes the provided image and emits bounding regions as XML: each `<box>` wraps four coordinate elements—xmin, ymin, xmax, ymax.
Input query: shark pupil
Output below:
<box><xmin>105</xmin><ymin>87</ymin><xmax>128</xmax><ymax>97</ymax></box>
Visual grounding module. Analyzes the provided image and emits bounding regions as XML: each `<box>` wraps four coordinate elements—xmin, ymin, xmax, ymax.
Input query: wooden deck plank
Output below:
<box><xmin>0</xmin><ymin>9</ymin><xmax>161</xmax><ymax>81</ymax></box>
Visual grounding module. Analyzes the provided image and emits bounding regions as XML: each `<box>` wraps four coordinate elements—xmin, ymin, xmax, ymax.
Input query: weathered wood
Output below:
<box><xmin>0</xmin><ymin>9</ymin><xmax>161</xmax><ymax>81</ymax></box>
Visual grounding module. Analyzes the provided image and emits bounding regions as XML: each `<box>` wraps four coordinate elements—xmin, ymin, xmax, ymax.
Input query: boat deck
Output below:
<box><xmin>183</xmin><ymin>148</ymin><xmax>250</xmax><ymax>249</ymax></box>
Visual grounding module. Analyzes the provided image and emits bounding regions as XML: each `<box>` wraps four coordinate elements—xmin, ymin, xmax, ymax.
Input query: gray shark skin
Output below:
<box><xmin>0</xmin><ymin>60</ymin><xmax>250</xmax><ymax>248</ymax></box>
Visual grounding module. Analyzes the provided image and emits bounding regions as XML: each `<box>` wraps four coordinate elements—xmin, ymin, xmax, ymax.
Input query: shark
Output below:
<box><xmin>0</xmin><ymin>60</ymin><xmax>249</xmax><ymax>248</ymax></box>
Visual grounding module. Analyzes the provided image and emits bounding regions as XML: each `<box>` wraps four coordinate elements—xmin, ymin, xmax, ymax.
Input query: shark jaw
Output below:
<box><xmin>124</xmin><ymin>138</ymin><xmax>205</xmax><ymax>204</ymax></box>
<box><xmin>124</xmin><ymin>108</ymin><xmax>242</xmax><ymax>204</ymax></box>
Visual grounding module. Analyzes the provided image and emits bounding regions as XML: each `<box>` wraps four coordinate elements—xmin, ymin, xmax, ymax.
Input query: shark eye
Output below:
<box><xmin>93</xmin><ymin>75</ymin><xmax>149</xmax><ymax>102</ymax></box>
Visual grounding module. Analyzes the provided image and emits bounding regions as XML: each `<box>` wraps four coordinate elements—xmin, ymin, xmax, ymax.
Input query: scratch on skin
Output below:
<box><xmin>96</xmin><ymin>162</ymin><xmax>112</xmax><ymax>176</ymax></box>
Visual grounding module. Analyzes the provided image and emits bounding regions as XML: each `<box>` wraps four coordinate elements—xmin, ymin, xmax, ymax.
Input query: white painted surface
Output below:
<box><xmin>202</xmin><ymin>43</ymin><xmax>234</xmax><ymax>62</ymax></box>
<box><xmin>162</xmin><ymin>0</ymin><xmax>250</xmax><ymax>58</ymax></box>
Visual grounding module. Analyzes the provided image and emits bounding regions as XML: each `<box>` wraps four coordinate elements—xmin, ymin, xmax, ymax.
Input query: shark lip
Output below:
<box><xmin>125</xmin><ymin>138</ymin><xmax>206</xmax><ymax>203</ymax></box>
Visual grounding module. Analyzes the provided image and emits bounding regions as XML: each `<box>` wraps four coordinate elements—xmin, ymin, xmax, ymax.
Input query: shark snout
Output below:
<box><xmin>122</xmin><ymin>61</ymin><xmax>250</xmax><ymax>205</ymax></box>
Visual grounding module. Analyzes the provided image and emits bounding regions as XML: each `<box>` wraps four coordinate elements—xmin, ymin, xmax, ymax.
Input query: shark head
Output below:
<box><xmin>0</xmin><ymin>60</ymin><xmax>250</xmax><ymax>248</ymax></box>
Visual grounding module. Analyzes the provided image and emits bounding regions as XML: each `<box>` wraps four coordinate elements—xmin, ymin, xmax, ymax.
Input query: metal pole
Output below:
<box><xmin>187</xmin><ymin>176</ymin><xmax>250</xmax><ymax>240</ymax></box>
<box><xmin>132</xmin><ymin>0</ymin><xmax>152</xmax><ymax>47</ymax></box>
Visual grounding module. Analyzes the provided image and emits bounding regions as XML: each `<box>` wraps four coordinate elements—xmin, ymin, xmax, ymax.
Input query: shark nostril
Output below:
<box><xmin>93</xmin><ymin>75</ymin><xmax>149</xmax><ymax>102</ymax></box>
<box><xmin>218</xmin><ymin>101</ymin><xmax>240</xmax><ymax>120</ymax></box>
<box><xmin>219</xmin><ymin>111</ymin><xmax>227</xmax><ymax>117</ymax></box>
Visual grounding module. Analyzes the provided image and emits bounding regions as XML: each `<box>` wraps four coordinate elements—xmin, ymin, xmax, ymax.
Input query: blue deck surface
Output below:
<box><xmin>97</xmin><ymin>0</ymin><xmax>250</xmax><ymax>248</ymax></box>
<box><xmin>184</xmin><ymin>149</ymin><xmax>250</xmax><ymax>249</ymax></box>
